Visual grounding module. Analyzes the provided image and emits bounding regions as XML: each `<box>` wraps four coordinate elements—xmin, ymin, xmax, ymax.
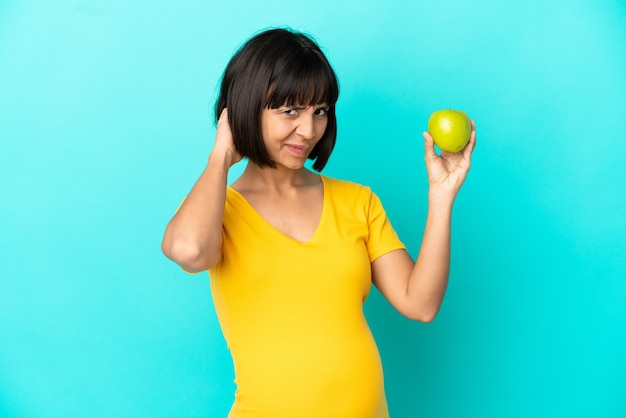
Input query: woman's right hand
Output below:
<box><xmin>213</xmin><ymin>108</ymin><xmax>242</xmax><ymax>167</ymax></box>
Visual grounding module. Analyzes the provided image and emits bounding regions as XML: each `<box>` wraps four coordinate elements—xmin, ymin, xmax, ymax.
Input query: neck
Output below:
<box><xmin>234</xmin><ymin>162</ymin><xmax>320</xmax><ymax>193</ymax></box>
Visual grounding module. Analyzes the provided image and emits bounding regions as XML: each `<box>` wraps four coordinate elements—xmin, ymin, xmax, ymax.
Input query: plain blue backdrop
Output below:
<box><xmin>1</xmin><ymin>0</ymin><xmax>625</xmax><ymax>417</ymax></box>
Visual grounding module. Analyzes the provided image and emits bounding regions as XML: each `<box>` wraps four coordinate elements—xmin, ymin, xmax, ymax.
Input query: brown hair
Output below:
<box><xmin>215</xmin><ymin>28</ymin><xmax>339</xmax><ymax>171</ymax></box>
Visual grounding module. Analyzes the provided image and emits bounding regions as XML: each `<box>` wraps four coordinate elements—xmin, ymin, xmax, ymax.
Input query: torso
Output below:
<box><xmin>210</xmin><ymin>176</ymin><xmax>404</xmax><ymax>417</ymax></box>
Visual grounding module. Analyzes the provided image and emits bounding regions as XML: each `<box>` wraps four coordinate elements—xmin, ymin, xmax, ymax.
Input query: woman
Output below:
<box><xmin>162</xmin><ymin>28</ymin><xmax>476</xmax><ymax>418</ymax></box>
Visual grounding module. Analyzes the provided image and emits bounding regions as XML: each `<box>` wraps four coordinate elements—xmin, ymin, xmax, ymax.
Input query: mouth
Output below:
<box><xmin>285</xmin><ymin>144</ymin><xmax>309</xmax><ymax>156</ymax></box>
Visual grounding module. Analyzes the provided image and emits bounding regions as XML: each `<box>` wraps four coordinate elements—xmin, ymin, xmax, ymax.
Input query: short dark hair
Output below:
<box><xmin>215</xmin><ymin>28</ymin><xmax>340</xmax><ymax>171</ymax></box>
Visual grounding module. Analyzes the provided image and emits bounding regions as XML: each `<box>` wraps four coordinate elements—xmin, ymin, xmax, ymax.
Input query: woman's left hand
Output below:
<box><xmin>423</xmin><ymin>120</ymin><xmax>476</xmax><ymax>202</ymax></box>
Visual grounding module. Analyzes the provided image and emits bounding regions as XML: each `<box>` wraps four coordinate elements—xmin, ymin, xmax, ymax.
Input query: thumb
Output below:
<box><xmin>423</xmin><ymin>131</ymin><xmax>437</xmax><ymax>161</ymax></box>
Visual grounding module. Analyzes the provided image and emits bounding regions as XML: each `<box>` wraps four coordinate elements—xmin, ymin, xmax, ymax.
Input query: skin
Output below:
<box><xmin>372</xmin><ymin>121</ymin><xmax>476</xmax><ymax>322</ymax></box>
<box><xmin>161</xmin><ymin>105</ymin><xmax>476</xmax><ymax>323</ymax></box>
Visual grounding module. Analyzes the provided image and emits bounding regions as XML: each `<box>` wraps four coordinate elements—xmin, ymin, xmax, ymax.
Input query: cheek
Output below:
<box><xmin>261</xmin><ymin>120</ymin><xmax>291</xmax><ymax>148</ymax></box>
<box><xmin>316</xmin><ymin>119</ymin><xmax>329</xmax><ymax>140</ymax></box>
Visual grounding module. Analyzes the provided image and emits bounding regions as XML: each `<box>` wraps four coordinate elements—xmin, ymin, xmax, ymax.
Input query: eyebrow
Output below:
<box><xmin>281</xmin><ymin>104</ymin><xmax>328</xmax><ymax>110</ymax></box>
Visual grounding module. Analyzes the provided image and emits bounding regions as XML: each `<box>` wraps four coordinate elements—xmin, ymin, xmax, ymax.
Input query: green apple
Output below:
<box><xmin>427</xmin><ymin>109</ymin><xmax>471</xmax><ymax>153</ymax></box>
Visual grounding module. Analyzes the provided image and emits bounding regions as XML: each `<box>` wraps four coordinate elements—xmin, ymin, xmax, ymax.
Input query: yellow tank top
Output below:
<box><xmin>208</xmin><ymin>175</ymin><xmax>405</xmax><ymax>417</ymax></box>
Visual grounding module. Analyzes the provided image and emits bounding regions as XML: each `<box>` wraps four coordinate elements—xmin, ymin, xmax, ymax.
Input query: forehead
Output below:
<box><xmin>265</xmin><ymin>79</ymin><xmax>335</xmax><ymax>109</ymax></box>
<box><xmin>264</xmin><ymin>55</ymin><xmax>337</xmax><ymax>109</ymax></box>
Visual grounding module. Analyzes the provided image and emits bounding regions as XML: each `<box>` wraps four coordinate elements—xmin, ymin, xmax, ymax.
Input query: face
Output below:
<box><xmin>260</xmin><ymin>104</ymin><xmax>329</xmax><ymax>170</ymax></box>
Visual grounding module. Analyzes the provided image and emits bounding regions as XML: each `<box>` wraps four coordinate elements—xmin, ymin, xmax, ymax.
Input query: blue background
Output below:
<box><xmin>1</xmin><ymin>0</ymin><xmax>625</xmax><ymax>417</ymax></box>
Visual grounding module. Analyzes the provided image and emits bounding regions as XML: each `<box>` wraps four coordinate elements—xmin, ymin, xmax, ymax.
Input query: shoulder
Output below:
<box><xmin>322</xmin><ymin>175</ymin><xmax>383</xmax><ymax>217</ymax></box>
<box><xmin>322</xmin><ymin>175</ymin><xmax>373</xmax><ymax>197</ymax></box>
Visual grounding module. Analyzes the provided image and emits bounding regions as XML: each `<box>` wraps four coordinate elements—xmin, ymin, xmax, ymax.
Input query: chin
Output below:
<box><xmin>281</xmin><ymin>164</ymin><xmax>306</xmax><ymax>171</ymax></box>
<box><xmin>274</xmin><ymin>159</ymin><xmax>308</xmax><ymax>171</ymax></box>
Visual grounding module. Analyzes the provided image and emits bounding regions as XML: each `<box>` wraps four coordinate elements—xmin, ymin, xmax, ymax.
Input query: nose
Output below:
<box><xmin>296</xmin><ymin>114</ymin><xmax>316</xmax><ymax>140</ymax></box>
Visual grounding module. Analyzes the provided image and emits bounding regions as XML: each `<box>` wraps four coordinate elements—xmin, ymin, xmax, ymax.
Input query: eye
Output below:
<box><xmin>315</xmin><ymin>107</ymin><xmax>329</xmax><ymax>116</ymax></box>
<box><xmin>283</xmin><ymin>109</ymin><xmax>298</xmax><ymax>116</ymax></box>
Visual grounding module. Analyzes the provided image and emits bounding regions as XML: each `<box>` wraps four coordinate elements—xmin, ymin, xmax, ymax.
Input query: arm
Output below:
<box><xmin>372</xmin><ymin>121</ymin><xmax>476</xmax><ymax>322</ymax></box>
<box><xmin>161</xmin><ymin>109</ymin><xmax>241</xmax><ymax>272</ymax></box>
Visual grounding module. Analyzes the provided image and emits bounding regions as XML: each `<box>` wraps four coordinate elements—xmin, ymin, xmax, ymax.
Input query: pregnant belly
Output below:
<box><xmin>228</xmin><ymin>326</ymin><xmax>388</xmax><ymax>418</ymax></box>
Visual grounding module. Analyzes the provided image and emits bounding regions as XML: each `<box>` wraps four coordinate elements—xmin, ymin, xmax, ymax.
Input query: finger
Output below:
<box><xmin>216</xmin><ymin>108</ymin><xmax>234</xmax><ymax>142</ymax></box>
<box><xmin>423</xmin><ymin>131</ymin><xmax>438</xmax><ymax>161</ymax></box>
<box><xmin>463</xmin><ymin>120</ymin><xmax>477</xmax><ymax>159</ymax></box>
<box><xmin>217</xmin><ymin>109</ymin><xmax>228</xmax><ymax>129</ymax></box>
